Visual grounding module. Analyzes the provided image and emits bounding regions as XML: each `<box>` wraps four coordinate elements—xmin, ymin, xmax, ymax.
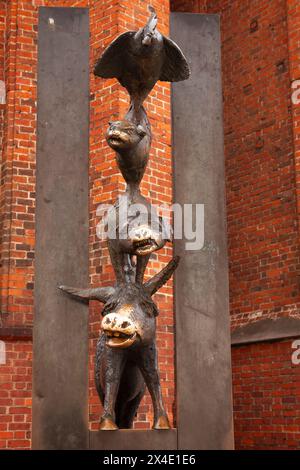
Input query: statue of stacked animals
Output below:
<box><xmin>59</xmin><ymin>6</ymin><xmax>190</xmax><ymax>431</ymax></box>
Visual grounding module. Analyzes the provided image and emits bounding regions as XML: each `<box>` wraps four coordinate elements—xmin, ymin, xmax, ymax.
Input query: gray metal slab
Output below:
<box><xmin>33</xmin><ymin>7</ymin><xmax>89</xmax><ymax>450</ymax></box>
<box><xmin>171</xmin><ymin>13</ymin><xmax>234</xmax><ymax>450</ymax></box>
<box><xmin>90</xmin><ymin>430</ymin><xmax>178</xmax><ymax>450</ymax></box>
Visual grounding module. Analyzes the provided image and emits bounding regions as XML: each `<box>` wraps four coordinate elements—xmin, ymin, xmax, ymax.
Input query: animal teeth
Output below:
<box><xmin>105</xmin><ymin>331</ymin><xmax>132</xmax><ymax>339</ymax></box>
<box><xmin>134</xmin><ymin>238</ymin><xmax>152</xmax><ymax>248</ymax></box>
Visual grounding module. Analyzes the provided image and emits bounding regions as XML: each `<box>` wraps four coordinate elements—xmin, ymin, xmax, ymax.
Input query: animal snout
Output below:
<box><xmin>130</xmin><ymin>225</ymin><xmax>162</xmax><ymax>254</ymax></box>
<box><xmin>101</xmin><ymin>313</ymin><xmax>136</xmax><ymax>337</ymax></box>
<box><xmin>132</xmin><ymin>225</ymin><xmax>153</xmax><ymax>241</ymax></box>
<box><xmin>108</xmin><ymin>130</ymin><xmax>121</xmax><ymax>138</ymax></box>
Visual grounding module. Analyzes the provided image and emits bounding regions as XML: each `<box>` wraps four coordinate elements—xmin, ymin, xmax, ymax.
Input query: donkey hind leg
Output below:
<box><xmin>138</xmin><ymin>343</ymin><xmax>171</xmax><ymax>430</ymax></box>
<box><xmin>115</xmin><ymin>362</ymin><xmax>146</xmax><ymax>429</ymax></box>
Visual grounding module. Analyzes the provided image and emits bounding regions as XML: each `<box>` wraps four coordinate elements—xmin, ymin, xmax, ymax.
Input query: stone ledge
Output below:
<box><xmin>89</xmin><ymin>429</ymin><xmax>177</xmax><ymax>450</ymax></box>
<box><xmin>231</xmin><ymin>317</ymin><xmax>300</xmax><ymax>346</ymax></box>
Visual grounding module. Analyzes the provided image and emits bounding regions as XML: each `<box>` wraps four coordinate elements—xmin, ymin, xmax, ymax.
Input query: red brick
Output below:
<box><xmin>1</xmin><ymin>0</ymin><xmax>300</xmax><ymax>451</ymax></box>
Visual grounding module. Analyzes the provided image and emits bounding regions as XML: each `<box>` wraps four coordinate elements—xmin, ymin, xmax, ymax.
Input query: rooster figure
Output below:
<box><xmin>94</xmin><ymin>6</ymin><xmax>190</xmax><ymax>121</ymax></box>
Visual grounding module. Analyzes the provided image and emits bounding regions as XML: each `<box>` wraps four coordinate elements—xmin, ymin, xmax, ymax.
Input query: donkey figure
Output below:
<box><xmin>59</xmin><ymin>255</ymin><xmax>179</xmax><ymax>430</ymax></box>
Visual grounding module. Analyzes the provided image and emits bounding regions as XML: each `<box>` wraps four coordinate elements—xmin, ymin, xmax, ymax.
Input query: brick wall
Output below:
<box><xmin>0</xmin><ymin>0</ymin><xmax>6</xmax><ymax>159</ymax></box>
<box><xmin>0</xmin><ymin>0</ymin><xmax>173</xmax><ymax>448</ymax></box>
<box><xmin>0</xmin><ymin>0</ymin><xmax>38</xmax><ymax>449</ymax></box>
<box><xmin>232</xmin><ymin>340</ymin><xmax>300</xmax><ymax>450</ymax></box>
<box><xmin>173</xmin><ymin>0</ymin><xmax>300</xmax><ymax>328</ymax></box>
<box><xmin>172</xmin><ymin>0</ymin><xmax>300</xmax><ymax>450</ymax></box>
<box><xmin>217</xmin><ymin>0</ymin><xmax>300</xmax><ymax>329</ymax></box>
<box><xmin>208</xmin><ymin>0</ymin><xmax>300</xmax><ymax>450</ymax></box>
<box><xmin>1</xmin><ymin>0</ymin><xmax>300</xmax><ymax>450</ymax></box>
<box><xmin>287</xmin><ymin>0</ymin><xmax>300</xmax><ymax>232</ymax></box>
<box><xmin>170</xmin><ymin>0</ymin><xmax>206</xmax><ymax>12</ymax></box>
<box><xmin>208</xmin><ymin>0</ymin><xmax>300</xmax><ymax>451</ymax></box>
<box><xmin>0</xmin><ymin>341</ymin><xmax>32</xmax><ymax>449</ymax></box>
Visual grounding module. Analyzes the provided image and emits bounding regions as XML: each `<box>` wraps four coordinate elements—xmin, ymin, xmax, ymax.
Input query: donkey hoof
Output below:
<box><xmin>100</xmin><ymin>417</ymin><xmax>118</xmax><ymax>431</ymax></box>
<box><xmin>153</xmin><ymin>415</ymin><xmax>171</xmax><ymax>430</ymax></box>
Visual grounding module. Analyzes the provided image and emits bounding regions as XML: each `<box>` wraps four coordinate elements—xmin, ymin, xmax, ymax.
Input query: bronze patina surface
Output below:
<box><xmin>60</xmin><ymin>5</ymin><xmax>190</xmax><ymax>430</ymax></box>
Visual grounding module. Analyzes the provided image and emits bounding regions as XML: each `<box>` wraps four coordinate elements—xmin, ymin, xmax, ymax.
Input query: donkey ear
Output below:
<box><xmin>58</xmin><ymin>285</ymin><xmax>115</xmax><ymax>304</ymax></box>
<box><xmin>143</xmin><ymin>256</ymin><xmax>180</xmax><ymax>296</ymax></box>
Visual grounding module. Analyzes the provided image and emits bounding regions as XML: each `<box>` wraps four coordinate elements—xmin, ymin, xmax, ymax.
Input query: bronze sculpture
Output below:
<box><xmin>94</xmin><ymin>5</ymin><xmax>190</xmax><ymax>121</ymax></box>
<box><xmin>60</xmin><ymin>256</ymin><xmax>179</xmax><ymax>430</ymax></box>
<box><xmin>60</xmin><ymin>5</ymin><xmax>190</xmax><ymax>430</ymax></box>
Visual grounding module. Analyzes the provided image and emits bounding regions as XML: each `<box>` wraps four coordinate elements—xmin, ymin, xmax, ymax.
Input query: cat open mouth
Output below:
<box><xmin>132</xmin><ymin>237</ymin><xmax>159</xmax><ymax>255</ymax></box>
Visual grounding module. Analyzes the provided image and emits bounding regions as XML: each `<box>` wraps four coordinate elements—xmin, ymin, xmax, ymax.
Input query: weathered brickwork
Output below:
<box><xmin>1</xmin><ymin>0</ymin><xmax>300</xmax><ymax>450</ymax></box>
<box><xmin>0</xmin><ymin>341</ymin><xmax>32</xmax><ymax>449</ymax></box>
<box><xmin>287</xmin><ymin>0</ymin><xmax>300</xmax><ymax>236</ymax></box>
<box><xmin>0</xmin><ymin>0</ymin><xmax>5</xmax><ymax>155</ymax></box>
<box><xmin>171</xmin><ymin>0</ymin><xmax>300</xmax><ymax>450</ymax></box>
<box><xmin>0</xmin><ymin>0</ymin><xmax>174</xmax><ymax>447</ymax></box>
<box><xmin>232</xmin><ymin>340</ymin><xmax>300</xmax><ymax>450</ymax></box>
<box><xmin>174</xmin><ymin>0</ymin><xmax>300</xmax><ymax>328</ymax></box>
<box><xmin>170</xmin><ymin>0</ymin><xmax>206</xmax><ymax>12</ymax></box>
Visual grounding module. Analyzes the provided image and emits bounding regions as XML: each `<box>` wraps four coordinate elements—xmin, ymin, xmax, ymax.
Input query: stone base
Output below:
<box><xmin>89</xmin><ymin>429</ymin><xmax>177</xmax><ymax>450</ymax></box>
